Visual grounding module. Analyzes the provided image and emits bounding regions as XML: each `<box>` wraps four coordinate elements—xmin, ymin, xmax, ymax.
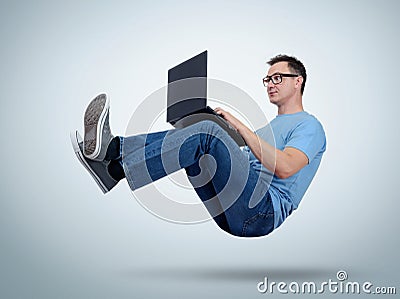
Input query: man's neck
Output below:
<box><xmin>277</xmin><ymin>103</ymin><xmax>304</xmax><ymax>115</ymax></box>
<box><xmin>276</xmin><ymin>95</ymin><xmax>304</xmax><ymax>115</ymax></box>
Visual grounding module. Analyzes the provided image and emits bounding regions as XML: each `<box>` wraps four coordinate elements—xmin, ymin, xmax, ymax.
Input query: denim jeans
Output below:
<box><xmin>121</xmin><ymin>120</ymin><xmax>274</xmax><ymax>237</ymax></box>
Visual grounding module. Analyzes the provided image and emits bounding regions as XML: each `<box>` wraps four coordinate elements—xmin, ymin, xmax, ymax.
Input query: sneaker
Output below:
<box><xmin>83</xmin><ymin>93</ymin><xmax>113</xmax><ymax>161</ymax></box>
<box><xmin>71</xmin><ymin>130</ymin><xmax>118</xmax><ymax>194</ymax></box>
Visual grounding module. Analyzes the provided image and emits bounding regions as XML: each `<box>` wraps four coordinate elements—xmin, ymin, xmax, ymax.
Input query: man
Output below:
<box><xmin>71</xmin><ymin>54</ymin><xmax>326</xmax><ymax>237</ymax></box>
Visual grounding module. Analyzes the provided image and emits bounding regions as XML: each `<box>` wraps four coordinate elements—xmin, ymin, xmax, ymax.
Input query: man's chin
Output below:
<box><xmin>269</xmin><ymin>97</ymin><xmax>279</xmax><ymax>104</ymax></box>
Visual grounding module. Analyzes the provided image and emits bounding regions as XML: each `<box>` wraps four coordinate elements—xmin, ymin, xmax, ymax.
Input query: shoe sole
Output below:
<box><xmin>84</xmin><ymin>93</ymin><xmax>109</xmax><ymax>160</ymax></box>
<box><xmin>71</xmin><ymin>130</ymin><xmax>109</xmax><ymax>194</ymax></box>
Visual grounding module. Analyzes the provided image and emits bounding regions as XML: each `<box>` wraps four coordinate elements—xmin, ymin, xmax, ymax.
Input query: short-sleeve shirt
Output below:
<box><xmin>243</xmin><ymin>111</ymin><xmax>326</xmax><ymax>229</ymax></box>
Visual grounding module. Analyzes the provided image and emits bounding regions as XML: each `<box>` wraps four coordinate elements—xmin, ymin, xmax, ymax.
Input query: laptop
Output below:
<box><xmin>167</xmin><ymin>51</ymin><xmax>245</xmax><ymax>146</ymax></box>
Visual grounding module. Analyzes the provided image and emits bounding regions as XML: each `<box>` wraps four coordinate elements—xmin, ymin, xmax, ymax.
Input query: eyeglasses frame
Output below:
<box><xmin>262</xmin><ymin>73</ymin><xmax>300</xmax><ymax>86</ymax></box>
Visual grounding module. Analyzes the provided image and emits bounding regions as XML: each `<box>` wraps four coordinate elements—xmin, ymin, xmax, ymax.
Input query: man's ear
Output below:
<box><xmin>295</xmin><ymin>76</ymin><xmax>304</xmax><ymax>90</ymax></box>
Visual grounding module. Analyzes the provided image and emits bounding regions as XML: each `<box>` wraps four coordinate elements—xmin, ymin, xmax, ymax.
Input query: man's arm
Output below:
<box><xmin>215</xmin><ymin>108</ymin><xmax>308</xmax><ymax>179</ymax></box>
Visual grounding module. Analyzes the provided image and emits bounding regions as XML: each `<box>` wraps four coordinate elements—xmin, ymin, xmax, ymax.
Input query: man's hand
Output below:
<box><xmin>214</xmin><ymin>107</ymin><xmax>243</xmax><ymax>131</ymax></box>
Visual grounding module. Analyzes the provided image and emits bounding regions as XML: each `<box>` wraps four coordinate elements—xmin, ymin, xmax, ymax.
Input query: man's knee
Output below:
<box><xmin>196</xmin><ymin>120</ymin><xmax>224</xmax><ymax>135</ymax></box>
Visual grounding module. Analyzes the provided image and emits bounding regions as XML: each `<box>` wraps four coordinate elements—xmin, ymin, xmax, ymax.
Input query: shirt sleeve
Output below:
<box><xmin>285</xmin><ymin>118</ymin><xmax>326</xmax><ymax>163</ymax></box>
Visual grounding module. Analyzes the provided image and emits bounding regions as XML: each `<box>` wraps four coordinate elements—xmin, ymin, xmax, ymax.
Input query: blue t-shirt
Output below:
<box><xmin>243</xmin><ymin>111</ymin><xmax>326</xmax><ymax>229</ymax></box>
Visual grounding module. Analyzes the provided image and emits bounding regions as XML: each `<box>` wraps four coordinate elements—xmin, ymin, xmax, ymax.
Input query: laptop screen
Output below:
<box><xmin>167</xmin><ymin>51</ymin><xmax>207</xmax><ymax>124</ymax></box>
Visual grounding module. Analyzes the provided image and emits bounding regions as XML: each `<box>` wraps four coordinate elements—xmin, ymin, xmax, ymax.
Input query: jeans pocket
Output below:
<box><xmin>241</xmin><ymin>212</ymin><xmax>274</xmax><ymax>237</ymax></box>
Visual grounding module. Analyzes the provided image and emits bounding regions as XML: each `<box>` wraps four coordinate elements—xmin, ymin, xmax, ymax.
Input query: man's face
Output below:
<box><xmin>265</xmin><ymin>61</ymin><xmax>300</xmax><ymax>106</ymax></box>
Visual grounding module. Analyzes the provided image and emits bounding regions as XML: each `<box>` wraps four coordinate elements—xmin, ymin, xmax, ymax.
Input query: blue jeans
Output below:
<box><xmin>121</xmin><ymin>120</ymin><xmax>274</xmax><ymax>237</ymax></box>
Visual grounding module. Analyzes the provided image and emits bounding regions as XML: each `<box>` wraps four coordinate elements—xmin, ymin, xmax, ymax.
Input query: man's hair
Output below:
<box><xmin>267</xmin><ymin>54</ymin><xmax>307</xmax><ymax>95</ymax></box>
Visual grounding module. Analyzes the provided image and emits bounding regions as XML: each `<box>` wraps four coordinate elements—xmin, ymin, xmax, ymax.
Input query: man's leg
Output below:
<box><xmin>184</xmin><ymin>137</ymin><xmax>275</xmax><ymax>237</ymax></box>
<box><xmin>120</xmin><ymin>120</ymin><xmax>274</xmax><ymax>237</ymax></box>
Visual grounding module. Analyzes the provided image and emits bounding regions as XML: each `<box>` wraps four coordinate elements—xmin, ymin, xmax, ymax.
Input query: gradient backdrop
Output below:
<box><xmin>1</xmin><ymin>0</ymin><xmax>399</xmax><ymax>298</ymax></box>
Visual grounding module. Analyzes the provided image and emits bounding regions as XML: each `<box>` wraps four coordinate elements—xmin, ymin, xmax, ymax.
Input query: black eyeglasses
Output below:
<box><xmin>262</xmin><ymin>73</ymin><xmax>299</xmax><ymax>86</ymax></box>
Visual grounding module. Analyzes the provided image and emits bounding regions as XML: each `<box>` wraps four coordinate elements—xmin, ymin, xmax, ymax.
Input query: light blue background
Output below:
<box><xmin>1</xmin><ymin>0</ymin><xmax>399</xmax><ymax>298</ymax></box>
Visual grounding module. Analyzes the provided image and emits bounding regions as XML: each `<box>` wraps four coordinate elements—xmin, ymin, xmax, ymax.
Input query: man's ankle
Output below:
<box><xmin>105</xmin><ymin>136</ymin><xmax>121</xmax><ymax>161</ymax></box>
<box><xmin>107</xmin><ymin>160</ymin><xmax>125</xmax><ymax>181</ymax></box>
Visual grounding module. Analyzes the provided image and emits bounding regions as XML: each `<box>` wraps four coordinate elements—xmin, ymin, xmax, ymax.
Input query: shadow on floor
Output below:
<box><xmin>118</xmin><ymin>265</ymin><xmax>347</xmax><ymax>282</ymax></box>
